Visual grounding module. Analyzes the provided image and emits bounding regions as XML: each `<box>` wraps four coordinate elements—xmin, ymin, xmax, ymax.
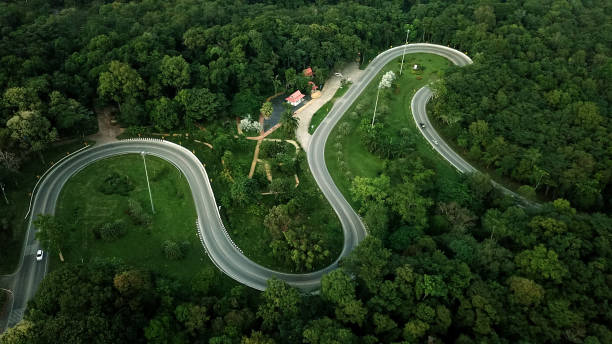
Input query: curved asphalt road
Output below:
<box><xmin>412</xmin><ymin>87</ymin><xmax>534</xmax><ymax>204</ymax></box>
<box><xmin>2</xmin><ymin>44</ymin><xmax>475</xmax><ymax>330</ymax></box>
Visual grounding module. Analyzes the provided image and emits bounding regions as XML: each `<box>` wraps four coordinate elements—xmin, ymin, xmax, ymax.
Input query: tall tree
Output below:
<box><xmin>6</xmin><ymin>110</ymin><xmax>57</xmax><ymax>163</ymax></box>
<box><xmin>279</xmin><ymin>108</ymin><xmax>299</xmax><ymax>137</ymax></box>
<box><xmin>175</xmin><ymin>88</ymin><xmax>226</xmax><ymax>128</ymax></box>
<box><xmin>34</xmin><ymin>214</ymin><xmax>67</xmax><ymax>261</ymax></box>
<box><xmin>257</xmin><ymin>279</ymin><xmax>301</xmax><ymax>330</ymax></box>
<box><xmin>98</xmin><ymin>61</ymin><xmax>145</xmax><ymax>112</ymax></box>
<box><xmin>260</xmin><ymin>102</ymin><xmax>273</xmax><ymax>119</ymax></box>
<box><xmin>159</xmin><ymin>55</ymin><xmax>190</xmax><ymax>90</ymax></box>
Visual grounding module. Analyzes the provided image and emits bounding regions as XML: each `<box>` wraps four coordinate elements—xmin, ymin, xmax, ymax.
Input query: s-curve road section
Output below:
<box><xmin>307</xmin><ymin>43</ymin><xmax>473</xmax><ymax>257</ymax></box>
<box><xmin>3</xmin><ymin>44</ymin><xmax>474</xmax><ymax>331</ymax></box>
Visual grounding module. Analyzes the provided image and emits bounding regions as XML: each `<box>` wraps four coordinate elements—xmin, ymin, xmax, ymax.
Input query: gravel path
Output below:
<box><xmin>86</xmin><ymin>108</ymin><xmax>123</xmax><ymax>145</ymax></box>
<box><xmin>294</xmin><ymin>63</ymin><xmax>364</xmax><ymax>149</ymax></box>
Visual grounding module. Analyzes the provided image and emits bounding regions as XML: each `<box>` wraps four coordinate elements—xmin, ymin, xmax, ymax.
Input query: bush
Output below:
<box><xmin>260</xmin><ymin>140</ymin><xmax>289</xmax><ymax>159</ymax></box>
<box><xmin>127</xmin><ymin>199</ymin><xmax>152</xmax><ymax>225</ymax></box>
<box><xmin>180</xmin><ymin>240</ymin><xmax>191</xmax><ymax>254</ymax></box>
<box><xmin>239</xmin><ymin>115</ymin><xmax>262</xmax><ymax>133</ymax></box>
<box><xmin>151</xmin><ymin>166</ymin><xmax>169</xmax><ymax>182</ymax></box>
<box><xmin>94</xmin><ymin>220</ymin><xmax>127</xmax><ymax>241</ymax></box>
<box><xmin>98</xmin><ymin>172</ymin><xmax>134</xmax><ymax>196</ymax></box>
<box><xmin>162</xmin><ymin>240</ymin><xmax>184</xmax><ymax>260</ymax></box>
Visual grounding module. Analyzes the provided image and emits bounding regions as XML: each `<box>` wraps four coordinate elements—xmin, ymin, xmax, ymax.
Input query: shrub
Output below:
<box><xmin>260</xmin><ymin>141</ymin><xmax>288</xmax><ymax>159</ymax></box>
<box><xmin>162</xmin><ymin>240</ymin><xmax>184</xmax><ymax>260</ymax></box>
<box><xmin>339</xmin><ymin>122</ymin><xmax>352</xmax><ymax>135</ymax></box>
<box><xmin>98</xmin><ymin>172</ymin><xmax>134</xmax><ymax>196</ymax></box>
<box><xmin>151</xmin><ymin>166</ymin><xmax>169</xmax><ymax>182</ymax></box>
<box><xmin>95</xmin><ymin>220</ymin><xmax>127</xmax><ymax>241</ymax></box>
<box><xmin>127</xmin><ymin>199</ymin><xmax>152</xmax><ymax>225</ymax></box>
<box><xmin>239</xmin><ymin>115</ymin><xmax>262</xmax><ymax>133</ymax></box>
<box><xmin>180</xmin><ymin>240</ymin><xmax>191</xmax><ymax>254</ymax></box>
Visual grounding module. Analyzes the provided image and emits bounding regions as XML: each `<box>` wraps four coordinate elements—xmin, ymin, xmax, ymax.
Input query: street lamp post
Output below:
<box><xmin>399</xmin><ymin>29</ymin><xmax>410</xmax><ymax>76</ymax></box>
<box><xmin>140</xmin><ymin>152</ymin><xmax>155</xmax><ymax>214</ymax></box>
<box><xmin>0</xmin><ymin>183</ymin><xmax>8</xmax><ymax>205</ymax></box>
<box><xmin>371</xmin><ymin>85</ymin><xmax>381</xmax><ymax>128</ymax></box>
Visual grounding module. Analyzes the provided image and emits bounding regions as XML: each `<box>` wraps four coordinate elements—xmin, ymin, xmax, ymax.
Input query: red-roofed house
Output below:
<box><xmin>285</xmin><ymin>90</ymin><xmax>305</xmax><ymax>106</ymax></box>
<box><xmin>308</xmin><ymin>81</ymin><xmax>318</xmax><ymax>91</ymax></box>
<box><xmin>303</xmin><ymin>67</ymin><xmax>313</xmax><ymax>77</ymax></box>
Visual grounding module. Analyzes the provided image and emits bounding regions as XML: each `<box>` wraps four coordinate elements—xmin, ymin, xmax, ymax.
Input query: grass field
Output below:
<box><xmin>53</xmin><ymin>154</ymin><xmax>234</xmax><ymax>288</ymax></box>
<box><xmin>0</xmin><ymin>140</ymin><xmax>92</xmax><ymax>274</ymax></box>
<box><xmin>309</xmin><ymin>81</ymin><xmax>352</xmax><ymax>134</ymax></box>
<box><xmin>325</xmin><ymin>53</ymin><xmax>462</xmax><ymax>206</ymax></box>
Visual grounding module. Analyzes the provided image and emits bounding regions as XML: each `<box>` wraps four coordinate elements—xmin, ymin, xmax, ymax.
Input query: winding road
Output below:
<box><xmin>2</xmin><ymin>44</ymin><xmax>475</xmax><ymax>330</ymax></box>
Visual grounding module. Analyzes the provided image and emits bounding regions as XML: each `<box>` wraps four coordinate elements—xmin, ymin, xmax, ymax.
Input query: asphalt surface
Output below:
<box><xmin>1</xmin><ymin>44</ymin><xmax>475</xmax><ymax>331</ymax></box>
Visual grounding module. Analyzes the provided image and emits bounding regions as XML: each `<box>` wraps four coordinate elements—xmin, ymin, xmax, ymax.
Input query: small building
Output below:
<box><xmin>413</xmin><ymin>64</ymin><xmax>419</xmax><ymax>70</ymax></box>
<box><xmin>303</xmin><ymin>67</ymin><xmax>313</xmax><ymax>77</ymax></box>
<box><xmin>308</xmin><ymin>81</ymin><xmax>318</xmax><ymax>91</ymax></box>
<box><xmin>285</xmin><ymin>90</ymin><xmax>305</xmax><ymax>106</ymax></box>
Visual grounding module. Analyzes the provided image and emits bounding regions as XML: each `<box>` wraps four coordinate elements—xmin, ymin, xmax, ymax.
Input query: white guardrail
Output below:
<box><xmin>24</xmin><ymin>143</ymin><xmax>92</xmax><ymax>220</ymax></box>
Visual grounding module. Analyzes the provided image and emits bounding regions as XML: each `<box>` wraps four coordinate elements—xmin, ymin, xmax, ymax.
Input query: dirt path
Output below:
<box><xmin>294</xmin><ymin>63</ymin><xmax>365</xmax><ymax>149</ymax></box>
<box><xmin>86</xmin><ymin>108</ymin><xmax>123</xmax><ymax>145</ymax></box>
<box><xmin>248</xmin><ymin>140</ymin><xmax>262</xmax><ymax>178</ymax></box>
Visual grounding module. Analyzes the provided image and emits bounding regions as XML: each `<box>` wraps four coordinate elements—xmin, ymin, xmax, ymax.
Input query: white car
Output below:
<box><xmin>334</xmin><ymin>72</ymin><xmax>343</xmax><ymax>77</ymax></box>
<box><xmin>36</xmin><ymin>249</ymin><xmax>43</xmax><ymax>261</ymax></box>
<box><xmin>433</xmin><ymin>139</ymin><xmax>439</xmax><ymax>145</ymax></box>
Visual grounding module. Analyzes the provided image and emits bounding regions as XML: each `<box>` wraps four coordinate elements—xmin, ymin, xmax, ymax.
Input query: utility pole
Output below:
<box><xmin>399</xmin><ymin>29</ymin><xmax>410</xmax><ymax>76</ymax></box>
<box><xmin>140</xmin><ymin>152</ymin><xmax>155</xmax><ymax>214</ymax></box>
<box><xmin>371</xmin><ymin>85</ymin><xmax>381</xmax><ymax>128</ymax></box>
<box><xmin>0</xmin><ymin>183</ymin><xmax>8</xmax><ymax>204</ymax></box>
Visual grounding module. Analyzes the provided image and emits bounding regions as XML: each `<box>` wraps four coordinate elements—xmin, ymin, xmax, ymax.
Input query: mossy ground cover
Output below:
<box><xmin>325</xmin><ymin>53</ymin><xmax>462</xmax><ymax>207</ymax></box>
<box><xmin>53</xmin><ymin>154</ymin><xmax>234</xmax><ymax>289</ymax></box>
<box><xmin>0</xmin><ymin>140</ymin><xmax>92</xmax><ymax>274</ymax></box>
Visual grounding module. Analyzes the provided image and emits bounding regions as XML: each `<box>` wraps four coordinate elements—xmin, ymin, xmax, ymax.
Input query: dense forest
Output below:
<box><xmin>3</xmin><ymin>179</ymin><xmax>611</xmax><ymax>343</ymax></box>
<box><xmin>427</xmin><ymin>0</ymin><xmax>611</xmax><ymax>211</ymax></box>
<box><xmin>1</xmin><ymin>0</ymin><xmax>611</xmax><ymax>343</ymax></box>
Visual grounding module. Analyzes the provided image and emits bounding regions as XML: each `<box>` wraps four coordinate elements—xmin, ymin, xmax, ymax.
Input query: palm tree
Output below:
<box><xmin>280</xmin><ymin>108</ymin><xmax>299</xmax><ymax>137</ymax></box>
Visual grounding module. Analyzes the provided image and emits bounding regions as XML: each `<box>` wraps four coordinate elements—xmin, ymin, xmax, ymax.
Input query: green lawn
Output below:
<box><xmin>325</xmin><ymin>53</ymin><xmax>462</xmax><ymax>206</ymax></box>
<box><xmin>309</xmin><ymin>81</ymin><xmax>352</xmax><ymax>134</ymax></box>
<box><xmin>0</xmin><ymin>140</ymin><xmax>92</xmax><ymax>274</ymax></box>
<box><xmin>53</xmin><ymin>154</ymin><xmax>233</xmax><ymax>288</ymax></box>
